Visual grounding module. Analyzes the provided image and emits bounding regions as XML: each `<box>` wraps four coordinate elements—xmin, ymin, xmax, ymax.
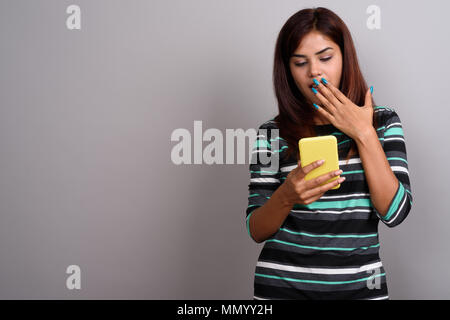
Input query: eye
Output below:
<box><xmin>294</xmin><ymin>56</ymin><xmax>332</xmax><ymax>67</ymax></box>
<box><xmin>294</xmin><ymin>62</ymin><xmax>307</xmax><ymax>67</ymax></box>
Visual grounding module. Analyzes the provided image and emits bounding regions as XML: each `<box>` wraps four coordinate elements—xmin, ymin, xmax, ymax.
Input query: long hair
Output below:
<box><xmin>272</xmin><ymin>7</ymin><xmax>377</xmax><ymax>163</ymax></box>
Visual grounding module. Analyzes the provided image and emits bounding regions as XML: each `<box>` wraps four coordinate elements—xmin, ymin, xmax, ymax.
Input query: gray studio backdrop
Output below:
<box><xmin>0</xmin><ymin>0</ymin><xmax>449</xmax><ymax>299</ymax></box>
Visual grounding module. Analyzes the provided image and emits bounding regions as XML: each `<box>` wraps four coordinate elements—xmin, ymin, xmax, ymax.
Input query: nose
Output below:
<box><xmin>310</xmin><ymin>71</ymin><xmax>322</xmax><ymax>79</ymax></box>
<box><xmin>309</xmin><ymin>60</ymin><xmax>322</xmax><ymax>78</ymax></box>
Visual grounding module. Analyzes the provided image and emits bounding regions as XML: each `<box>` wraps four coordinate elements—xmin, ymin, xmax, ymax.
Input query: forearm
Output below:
<box><xmin>248</xmin><ymin>183</ymin><xmax>293</xmax><ymax>243</ymax></box>
<box><xmin>354</xmin><ymin>128</ymin><xmax>399</xmax><ymax>216</ymax></box>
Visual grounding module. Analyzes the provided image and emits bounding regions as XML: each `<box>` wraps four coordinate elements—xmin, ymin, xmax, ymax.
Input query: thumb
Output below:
<box><xmin>292</xmin><ymin>159</ymin><xmax>301</xmax><ymax>174</ymax></box>
<box><xmin>365</xmin><ymin>86</ymin><xmax>373</xmax><ymax>108</ymax></box>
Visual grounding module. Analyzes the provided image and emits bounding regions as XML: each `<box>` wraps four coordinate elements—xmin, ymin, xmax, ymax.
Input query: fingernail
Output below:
<box><xmin>312</xmin><ymin>87</ymin><xmax>318</xmax><ymax>94</ymax></box>
<box><xmin>370</xmin><ymin>86</ymin><xmax>373</xmax><ymax>94</ymax></box>
<box><xmin>335</xmin><ymin>170</ymin><xmax>343</xmax><ymax>175</ymax></box>
<box><xmin>313</xmin><ymin>103</ymin><xmax>319</xmax><ymax>110</ymax></box>
<box><xmin>321</xmin><ymin>77</ymin><xmax>328</xmax><ymax>84</ymax></box>
<box><xmin>313</xmin><ymin>79</ymin><xmax>320</xmax><ymax>87</ymax></box>
<box><xmin>318</xmin><ymin>159</ymin><xmax>325</xmax><ymax>165</ymax></box>
<box><xmin>339</xmin><ymin>177</ymin><xmax>346</xmax><ymax>182</ymax></box>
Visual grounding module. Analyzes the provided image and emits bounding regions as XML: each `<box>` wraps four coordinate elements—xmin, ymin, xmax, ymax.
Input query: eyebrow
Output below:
<box><xmin>291</xmin><ymin>47</ymin><xmax>333</xmax><ymax>58</ymax></box>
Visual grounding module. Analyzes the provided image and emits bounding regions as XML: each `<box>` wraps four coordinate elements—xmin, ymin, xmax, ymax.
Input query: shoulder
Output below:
<box><xmin>374</xmin><ymin>106</ymin><xmax>402</xmax><ymax>127</ymax></box>
<box><xmin>374</xmin><ymin>106</ymin><xmax>407</xmax><ymax>142</ymax></box>
<box><xmin>256</xmin><ymin>117</ymin><xmax>279</xmax><ymax>130</ymax></box>
<box><xmin>254</xmin><ymin>117</ymin><xmax>280</xmax><ymax>140</ymax></box>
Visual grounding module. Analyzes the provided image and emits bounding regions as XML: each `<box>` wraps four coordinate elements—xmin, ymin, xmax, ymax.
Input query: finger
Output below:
<box><xmin>301</xmin><ymin>192</ymin><xmax>324</xmax><ymax>205</ymax></box>
<box><xmin>304</xmin><ymin>168</ymin><xmax>343</xmax><ymax>190</ymax></box>
<box><xmin>320</xmin><ymin>77</ymin><xmax>349</xmax><ymax>104</ymax></box>
<box><xmin>297</xmin><ymin>159</ymin><xmax>325</xmax><ymax>177</ymax></box>
<box><xmin>290</xmin><ymin>159</ymin><xmax>302</xmax><ymax>175</ymax></box>
<box><xmin>314</xmin><ymin>77</ymin><xmax>341</xmax><ymax>110</ymax></box>
<box><xmin>287</xmin><ymin>159</ymin><xmax>303</xmax><ymax>180</ymax></box>
<box><xmin>302</xmin><ymin>175</ymin><xmax>346</xmax><ymax>199</ymax></box>
<box><xmin>313</xmin><ymin>103</ymin><xmax>335</xmax><ymax>124</ymax></box>
<box><xmin>365</xmin><ymin>87</ymin><xmax>373</xmax><ymax>108</ymax></box>
<box><xmin>312</xmin><ymin>87</ymin><xmax>337</xmax><ymax>114</ymax></box>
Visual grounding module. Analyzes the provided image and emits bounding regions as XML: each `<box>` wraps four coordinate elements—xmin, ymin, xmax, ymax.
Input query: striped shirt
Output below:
<box><xmin>245</xmin><ymin>106</ymin><xmax>413</xmax><ymax>300</ymax></box>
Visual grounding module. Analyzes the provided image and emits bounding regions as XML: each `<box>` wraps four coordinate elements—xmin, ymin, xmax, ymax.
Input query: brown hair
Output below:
<box><xmin>272</xmin><ymin>7</ymin><xmax>378</xmax><ymax>163</ymax></box>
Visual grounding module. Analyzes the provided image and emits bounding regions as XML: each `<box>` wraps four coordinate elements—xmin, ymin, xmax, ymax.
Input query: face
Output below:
<box><xmin>289</xmin><ymin>31</ymin><xmax>343</xmax><ymax>110</ymax></box>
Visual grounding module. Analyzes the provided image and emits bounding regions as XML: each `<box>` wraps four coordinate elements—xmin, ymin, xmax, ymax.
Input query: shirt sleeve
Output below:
<box><xmin>373</xmin><ymin>108</ymin><xmax>413</xmax><ymax>228</ymax></box>
<box><xmin>245</xmin><ymin>122</ymin><xmax>282</xmax><ymax>242</ymax></box>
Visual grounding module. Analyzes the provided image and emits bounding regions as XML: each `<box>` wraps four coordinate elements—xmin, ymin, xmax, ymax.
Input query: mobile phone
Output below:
<box><xmin>298</xmin><ymin>135</ymin><xmax>341</xmax><ymax>189</ymax></box>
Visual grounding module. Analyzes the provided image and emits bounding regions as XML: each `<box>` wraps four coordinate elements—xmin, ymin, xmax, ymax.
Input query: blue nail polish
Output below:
<box><xmin>313</xmin><ymin>103</ymin><xmax>319</xmax><ymax>110</ymax></box>
<box><xmin>321</xmin><ymin>77</ymin><xmax>328</xmax><ymax>84</ymax></box>
<box><xmin>370</xmin><ymin>86</ymin><xmax>373</xmax><ymax>94</ymax></box>
<box><xmin>313</xmin><ymin>79</ymin><xmax>320</xmax><ymax>86</ymax></box>
<box><xmin>312</xmin><ymin>87</ymin><xmax>318</xmax><ymax>94</ymax></box>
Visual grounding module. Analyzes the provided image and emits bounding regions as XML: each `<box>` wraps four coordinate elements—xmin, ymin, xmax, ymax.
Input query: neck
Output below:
<box><xmin>313</xmin><ymin>116</ymin><xmax>331</xmax><ymax>125</ymax></box>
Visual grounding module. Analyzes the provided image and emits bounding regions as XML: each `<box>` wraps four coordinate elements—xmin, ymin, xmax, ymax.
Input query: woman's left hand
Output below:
<box><xmin>312</xmin><ymin>77</ymin><xmax>374</xmax><ymax>140</ymax></box>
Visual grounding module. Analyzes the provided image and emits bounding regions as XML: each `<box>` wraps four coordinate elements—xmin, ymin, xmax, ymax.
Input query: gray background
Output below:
<box><xmin>0</xmin><ymin>0</ymin><xmax>448</xmax><ymax>299</ymax></box>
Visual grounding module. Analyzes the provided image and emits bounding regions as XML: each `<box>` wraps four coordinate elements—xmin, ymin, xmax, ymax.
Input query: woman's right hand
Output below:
<box><xmin>281</xmin><ymin>159</ymin><xmax>345</xmax><ymax>206</ymax></box>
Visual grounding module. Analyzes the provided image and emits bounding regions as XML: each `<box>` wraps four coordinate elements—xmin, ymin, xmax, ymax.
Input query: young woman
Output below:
<box><xmin>246</xmin><ymin>7</ymin><xmax>413</xmax><ymax>300</ymax></box>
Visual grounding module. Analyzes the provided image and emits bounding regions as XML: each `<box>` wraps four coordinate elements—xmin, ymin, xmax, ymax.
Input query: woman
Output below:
<box><xmin>245</xmin><ymin>7</ymin><xmax>413</xmax><ymax>300</ymax></box>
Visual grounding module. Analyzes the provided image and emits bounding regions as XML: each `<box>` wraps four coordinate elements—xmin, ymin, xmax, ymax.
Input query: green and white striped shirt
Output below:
<box><xmin>246</xmin><ymin>106</ymin><xmax>413</xmax><ymax>300</ymax></box>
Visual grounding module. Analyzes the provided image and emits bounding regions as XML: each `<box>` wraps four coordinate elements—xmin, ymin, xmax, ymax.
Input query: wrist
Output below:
<box><xmin>275</xmin><ymin>183</ymin><xmax>295</xmax><ymax>209</ymax></box>
<box><xmin>354</xmin><ymin>126</ymin><xmax>377</xmax><ymax>145</ymax></box>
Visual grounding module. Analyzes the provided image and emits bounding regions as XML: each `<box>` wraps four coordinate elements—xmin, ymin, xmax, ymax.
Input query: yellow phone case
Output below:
<box><xmin>298</xmin><ymin>135</ymin><xmax>341</xmax><ymax>189</ymax></box>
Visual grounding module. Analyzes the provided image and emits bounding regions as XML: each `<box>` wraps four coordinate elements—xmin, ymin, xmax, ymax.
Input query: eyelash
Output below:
<box><xmin>294</xmin><ymin>56</ymin><xmax>332</xmax><ymax>67</ymax></box>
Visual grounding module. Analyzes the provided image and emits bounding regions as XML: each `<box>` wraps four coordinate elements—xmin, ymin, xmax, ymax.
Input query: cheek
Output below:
<box><xmin>291</xmin><ymin>68</ymin><xmax>307</xmax><ymax>87</ymax></box>
<box><xmin>325</xmin><ymin>61</ymin><xmax>339</xmax><ymax>73</ymax></box>
<box><xmin>290</xmin><ymin>66</ymin><xmax>299</xmax><ymax>80</ymax></box>
<box><xmin>329</xmin><ymin>58</ymin><xmax>343</xmax><ymax>77</ymax></box>
<box><xmin>324</xmin><ymin>62</ymin><xmax>342</xmax><ymax>85</ymax></box>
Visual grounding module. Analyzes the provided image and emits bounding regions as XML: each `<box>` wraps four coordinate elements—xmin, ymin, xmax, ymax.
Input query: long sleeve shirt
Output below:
<box><xmin>245</xmin><ymin>106</ymin><xmax>413</xmax><ymax>300</ymax></box>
